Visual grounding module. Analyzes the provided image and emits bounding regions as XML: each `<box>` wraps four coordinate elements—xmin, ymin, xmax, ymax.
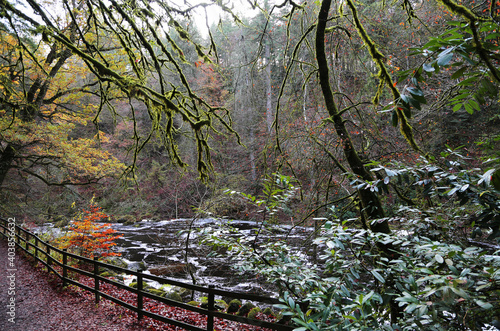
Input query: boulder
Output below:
<box><xmin>148</xmin><ymin>263</ymin><xmax>196</xmax><ymax>277</ymax></box>
<box><xmin>227</xmin><ymin>299</ymin><xmax>241</xmax><ymax>314</ymax></box>
<box><xmin>237</xmin><ymin>302</ymin><xmax>256</xmax><ymax>316</ymax></box>
<box><xmin>147</xmin><ymin>288</ymin><xmax>165</xmax><ymax>297</ymax></box>
<box><xmin>164</xmin><ymin>291</ymin><xmax>183</xmax><ymax>302</ymax></box>
<box><xmin>248</xmin><ymin>307</ymin><xmax>262</xmax><ymax>319</ymax></box>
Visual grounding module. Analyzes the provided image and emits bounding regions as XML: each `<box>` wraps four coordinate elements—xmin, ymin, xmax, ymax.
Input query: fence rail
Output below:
<box><xmin>0</xmin><ymin>218</ymin><xmax>294</xmax><ymax>331</ymax></box>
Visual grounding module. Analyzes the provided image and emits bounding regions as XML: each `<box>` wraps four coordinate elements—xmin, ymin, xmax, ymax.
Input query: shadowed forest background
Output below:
<box><xmin>1</xmin><ymin>0</ymin><xmax>500</xmax><ymax>329</ymax></box>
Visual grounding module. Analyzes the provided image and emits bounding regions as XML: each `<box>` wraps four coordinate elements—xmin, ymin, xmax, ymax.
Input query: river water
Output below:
<box><xmin>36</xmin><ymin>218</ymin><xmax>314</xmax><ymax>297</ymax></box>
<box><xmin>113</xmin><ymin>218</ymin><xmax>314</xmax><ymax>296</ymax></box>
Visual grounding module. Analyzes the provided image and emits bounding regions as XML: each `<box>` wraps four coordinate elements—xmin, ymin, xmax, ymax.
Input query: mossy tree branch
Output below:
<box><xmin>3</xmin><ymin>0</ymin><xmax>242</xmax><ymax>182</ymax></box>
<box><xmin>345</xmin><ymin>0</ymin><xmax>423</xmax><ymax>155</ymax></box>
<box><xmin>438</xmin><ymin>0</ymin><xmax>500</xmax><ymax>82</ymax></box>
<box><xmin>316</xmin><ymin>0</ymin><xmax>390</xmax><ymax>234</ymax></box>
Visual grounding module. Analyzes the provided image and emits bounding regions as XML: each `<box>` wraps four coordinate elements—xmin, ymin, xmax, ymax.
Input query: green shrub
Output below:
<box><xmin>202</xmin><ymin>163</ymin><xmax>500</xmax><ymax>330</ymax></box>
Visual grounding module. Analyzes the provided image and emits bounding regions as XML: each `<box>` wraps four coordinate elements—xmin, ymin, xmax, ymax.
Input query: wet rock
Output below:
<box><xmin>102</xmin><ymin>256</ymin><xmax>128</xmax><ymax>269</ymax></box>
<box><xmin>99</xmin><ymin>270</ymin><xmax>117</xmax><ymax>278</ymax></box>
<box><xmin>127</xmin><ymin>260</ymin><xmax>148</xmax><ymax>271</ymax></box>
<box><xmin>164</xmin><ymin>291</ymin><xmax>182</xmax><ymax>302</ymax></box>
<box><xmin>263</xmin><ymin>307</ymin><xmax>276</xmax><ymax>317</ymax></box>
<box><xmin>149</xmin><ymin>263</ymin><xmax>196</xmax><ymax>277</ymax></box>
<box><xmin>147</xmin><ymin>288</ymin><xmax>165</xmax><ymax>297</ymax></box>
<box><xmin>237</xmin><ymin>302</ymin><xmax>256</xmax><ymax>316</ymax></box>
<box><xmin>129</xmin><ymin>280</ymin><xmax>148</xmax><ymax>289</ymax></box>
<box><xmin>227</xmin><ymin>299</ymin><xmax>241</xmax><ymax>314</ymax></box>
<box><xmin>248</xmin><ymin>307</ymin><xmax>262</xmax><ymax>319</ymax></box>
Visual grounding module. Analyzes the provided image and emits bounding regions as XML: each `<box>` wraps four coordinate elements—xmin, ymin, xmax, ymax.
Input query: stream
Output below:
<box><xmin>36</xmin><ymin>218</ymin><xmax>314</xmax><ymax>297</ymax></box>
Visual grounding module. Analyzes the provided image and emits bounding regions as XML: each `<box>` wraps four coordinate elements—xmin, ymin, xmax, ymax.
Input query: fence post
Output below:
<box><xmin>207</xmin><ymin>285</ymin><xmax>215</xmax><ymax>331</ymax></box>
<box><xmin>28</xmin><ymin>231</ymin><xmax>32</xmax><ymax>253</ymax></box>
<box><xmin>15</xmin><ymin>226</ymin><xmax>20</xmax><ymax>246</ymax></box>
<box><xmin>24</xmin><ymin>229</ymin><xmax>28</xmax><ymax>250</ymax></box>
<box><xmin>94</xmin><ymin>256</ymin><xmax>100</xmax><ymax>303</ymax></box>
<box><xmin>34</xmin><ymin>236</ymin><xmax>39</xmax><ymax>260</ymax></box>
<box><xmin>137</xmin><ymin>270</ymin><xmax>143</xmax><ymax>321</ymax></box>
<box><xmin>62</xmin><ymin>249</ymin><xmax>68</xmax><ymax>287</ymax></box>
<box><xmin>24</xmin><ymin>231</ymin><xmax>29</xmax><ymax>252</ymax></box>
<box><xmin>46</xmin><ymin>244</ymin><xmax>51</xmax><ymax>272</ymax></box>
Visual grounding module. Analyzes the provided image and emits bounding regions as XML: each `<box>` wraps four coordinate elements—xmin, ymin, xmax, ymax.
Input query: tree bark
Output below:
<box><xmin>315</xmin><ymin>0</ymin><xmax>390</xmax><ymax>234</ymax></box>
<box><xmin>0</xmin><ymin>144</ymin><xmax>16</xmax><ymax>187</ymax></box>
<box><xmin>315</xmin><ymin>1</ymin><xmax>403</xmax><ymax>323</ymax></box>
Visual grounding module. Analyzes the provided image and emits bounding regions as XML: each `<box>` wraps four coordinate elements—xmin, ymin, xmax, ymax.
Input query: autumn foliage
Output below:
<box><xmin>57</xmin><ymin>200</ymin><xmax>122</xmax><ymax>258</ymax></box>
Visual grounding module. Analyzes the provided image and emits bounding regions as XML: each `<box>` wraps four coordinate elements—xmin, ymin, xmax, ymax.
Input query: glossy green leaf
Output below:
<box><xmin>468</xmin><ymin>99</ymin><xmax>480</xmax><ymax>111</ymax></box>
<box><xmin>407</xmin><ymin>87</ymin><xmax>423</xmax><ymax>96</ymax></box>
<box><xmin>423</xmin><ymin>63</ymin><xmax>435</xmax><ymax>72</ymax></box>
<box><xmin>371</xmin><ymin>270</ymin><xmax>385</xmax><ymax>283</ymax></box>
<box><xmin>452</xmin><ymin>103</ymin><xmax>462</xmax><ymax>112</ymax></box>
<box><xmin>451</xmin><ymin>66</ymin><xmax>467</xmax><ymax>79</ymax></box>
<box><xmin>437</xmin><ymin>49</ymin><xmax>454</xmax><ymax>66</ymax></box>
<box><xmin>464</xmin><ymin>102</ymin><xmax>473</xmax><ymax>114</ymax></box>
<box><xmin>392</xmin><ymin>109</ymin><xmax>399</xmax><ymax>127</ymax></box>
<box><xmin>476</xmin><ymin>300</ymin><xmax>494</xmax><ymax>310</ymax></box>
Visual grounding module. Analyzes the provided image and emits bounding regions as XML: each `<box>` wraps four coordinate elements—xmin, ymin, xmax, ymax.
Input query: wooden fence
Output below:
<box><xmin>0</xmin><ymin>218</ymin><xmax>294</xmax><ymax>331</ymax></box>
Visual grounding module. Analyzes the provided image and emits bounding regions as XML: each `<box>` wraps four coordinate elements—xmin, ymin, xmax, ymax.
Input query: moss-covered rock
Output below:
<box><xmin>160</xmin><ymin>284</ymin><xmax>173</xmax><ymax>292</ymax></box>
<box><xmin>128</xmin><ymin>281</ymin><xmax>148</xmax><ymax>289</ymax></box>
<box><xmin>147</xmin><ymin>288</ymin><xmax>165</xmax><ymax>297</ymax></box>
<box><xmin>199</xmin><ymin>297</ymin><xmax>228</xmax><ymax>310</ymax></box>
<box><xmin>115</xmin><ymin>215</ymin><xmax>136</xmax><ymax>225</ymax></box>
<box><xmin>99</xmin><ymin>270</ymin><xmax>117</xmax><ymax>278</ymax></box>
<box><xmin>215</xmin><ymin>299</ymin><xmax>228</xmax><ymax>311</ymax></box>
<box><xmin>237</xmin><ymin>302</ymin><xmax>255</xmax><ymax>316</ymax></box>
<box><xmin>227</xmin><ymin>299</ymin><xmax>241</xmax><ymax>314</ymax></box>
<box><xmin>101</xmin><ymin>256</ymin><xmax>128</xmax><ymax>269</ymax></box>
<box><xmin>263</xmin><ymin>307</ymin><xmax>276</xmax><ymax>317</ymax></box>
<box><xmin>248</xmin><ymin>307</ymin><xmax>262</xmax><ymax>319</ymax></box>
<box><xmin>172</xmin><ymin>286</ymin><xmax>192</xmax><ymax>301</ymax></box>
<box><xmin>164</xmin><ymin>291</ymin><xmax>182</xmax><ymax>302</ymax></box>
<box><xmin>149</xmin><ymin>263</ymin><xmax>196</xmax><ymax>277</ymax></box>
<box><xmin>187</xmin><ymin>301</ymin><xmax>200</xmax><ymax>307</ymax></box>
<box><xmin>53</xmin><ymin>218</ymin><xmax>70</xmax><ymax>228</ymax></box>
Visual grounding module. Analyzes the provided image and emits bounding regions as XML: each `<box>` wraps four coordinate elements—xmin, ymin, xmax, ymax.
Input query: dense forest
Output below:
<box><xmin>1</xmin><ymin>0</ymin><xmax>500</xmax><ymax>329</ymax></box>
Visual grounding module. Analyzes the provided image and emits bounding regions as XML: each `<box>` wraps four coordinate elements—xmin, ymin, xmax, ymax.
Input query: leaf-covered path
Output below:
<box><xmin>0</xmin><ymin>237</ymin><xmax>280</xmax><ymax>331</ymax></box>
<box><xmin>0</xmin><ymin>239</ymin><xmax>144</xmax><ymax>331</ymax></box>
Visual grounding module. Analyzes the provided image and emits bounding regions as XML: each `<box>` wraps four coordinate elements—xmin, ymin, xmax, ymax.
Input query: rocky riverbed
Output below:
<box><xmin>36</xmin><ymin>218</ymin><xmax>314</xmax><ymax>297</ymax></box>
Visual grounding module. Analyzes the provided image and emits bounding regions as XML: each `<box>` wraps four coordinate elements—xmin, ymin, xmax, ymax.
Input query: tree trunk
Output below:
<box><xmin>315</xmin><ymin>0</ymin><xmax>390</xmax><ymax>234</ymax></box>
<box><xmin>316</xmin><ymin>0</ymin><xmax>402</xmax><ymax>323</ymax></box>
<box><xmin>0</xmin><ymin>144</ymin><xmax>16</xmax><ymax>187</ymax></box>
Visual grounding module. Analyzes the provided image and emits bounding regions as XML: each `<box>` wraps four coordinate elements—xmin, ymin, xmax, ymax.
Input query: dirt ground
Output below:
<box><xmin>0</xmin><ymin>238</ymin><xmax>145</xmax><ymax>331</ymax></box>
